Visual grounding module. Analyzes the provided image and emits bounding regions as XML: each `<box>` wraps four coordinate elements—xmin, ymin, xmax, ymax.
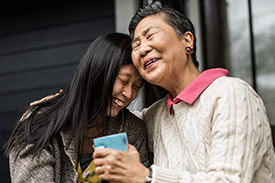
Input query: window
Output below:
<box><xmin>226</xmin><ymin>0</ymin><xmax>275</xmax><ymax>125</ymax></box>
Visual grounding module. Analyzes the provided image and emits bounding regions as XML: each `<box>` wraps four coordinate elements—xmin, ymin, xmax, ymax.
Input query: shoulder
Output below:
<box><xmin>123</xmin><ymin>109</ymin><xmax>146</xmax><ymax>129</ymax></box>
<box><xmin>124</xmin><ymin>108</ymin><xmax>144</xmax><ymax>122</ymax></box>
<box><xmin>20</xmin><ymin>106</ymin><xmax>48</xmax><ymax>122</ymax></box>
<box><xmin>212</xmin><ymin>76</ymin><xmax>254</xmax><ymax>90</ymax></box>
<box><xmin>134</xmin><ymin>95</ymin><xmax>168</xmax><ymax>120</ymax></box>
<box><xmin>204</xmin><ymin>76</ymin><xmax>267</xmax><ymax>120</ymax></box>
<box><xmin>199</xmin><ymin>76</ymin><xmax>266</xmax><ymax>116</ymax></box>
<box><xmin>147</xmin><ymin>95</ymin><xmax>168</xmax><ymax>111</ymax></box>
<box><xmin>207</xmin><ymin>76</ymin><xmax>259</xmax><ymax>98</ymax></box>
<box><xmin>122</xmin><ymin>109</ymin><xmax>148</xmax><ymax>144</ymax></box>
<box><xmin>122</xmin><ymin>109</ymin><xmax>148</xmax><ymax>136</ymax></box>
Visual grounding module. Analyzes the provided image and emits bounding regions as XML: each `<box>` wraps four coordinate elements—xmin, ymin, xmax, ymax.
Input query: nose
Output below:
<box><xmin>122</xmin><ymin>85</ymin><xmax>132</xmax><ymax>100</ymax></box>
<box><xmin>139</xmin><ymin>40</ymin><xmax>152</xmax><ymax>57</ymax></box>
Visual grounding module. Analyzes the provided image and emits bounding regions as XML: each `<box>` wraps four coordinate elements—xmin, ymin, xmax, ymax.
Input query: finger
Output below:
<box><xmin>30</xmin><ymin>89</ymin><xmax>62</xmax><ymax>106</ymax></box>
<box><xmin>30</xmin><ymin>95</ymin><xmax>56</xmax><ymax>106</ymax></box>
<box><xmin>95</xmin><ymin>164</ymin><xmax>119</xmax><ymax>176</ymax></box>
<box><xmin>30</xmin><ymin>98</ymin><xmax>46</xmax><ymax>106</ymax></box>
<box><xmin>128</xmin><ymin>144</ymin><xmax>137</xmax><ymax>150</ymax></box>
<box><xmin>93</xmin><ymin>148</ymin><xmax>118</xmax><ymax>159</ymax></box>
<box><xmin>93</xmin><ymin>149</ymin><xmax>118</xmax><ymax>168</ymax></box>
<box><xmin>30</xmin><ymin>101</ymin><xmax>38</xmax><ymax>106</ymax></box>
<box><xmin>93</xmin><ymin>157</ymin><xmax>107</xmax><ymax>167</ymax></box>
<box><xmin>94</xmin><ymin>153</ymin><xmax>122</xmax><ymax>168</ymax></box>
<box><xmin>97</xmin><ymin>172</ymin><xmax>124</xmax><ymax>183</ymax></box>
<box><xmin>95</xmin><ymin>165</ymin><xmax>103</xmax><ymax>175</ymax></box>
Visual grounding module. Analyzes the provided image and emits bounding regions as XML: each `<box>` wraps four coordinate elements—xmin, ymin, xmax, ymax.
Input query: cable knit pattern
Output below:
<box><xmin>136</xmin><ymin>76</ymin><xmax>275</xmax><ymax>183</ymax></box>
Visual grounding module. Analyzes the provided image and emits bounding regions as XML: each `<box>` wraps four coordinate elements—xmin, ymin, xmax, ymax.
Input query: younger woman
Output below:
<box><xmin>4</xmin><ymin>33</ymin><xmax>150</xmax><ymax>183</ymax></box>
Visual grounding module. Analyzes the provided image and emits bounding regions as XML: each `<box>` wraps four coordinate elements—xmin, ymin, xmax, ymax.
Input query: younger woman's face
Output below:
<box><xmin>107</xmin><ymin>64</ymin><xmax>143</xmax><ymax>117</ymax></box>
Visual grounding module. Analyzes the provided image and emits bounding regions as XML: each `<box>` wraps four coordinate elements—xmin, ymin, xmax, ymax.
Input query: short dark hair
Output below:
<box><xmin>129</xmin><ymin>3</ymin><xmax>199</xmax><ymax>68</ymax></box>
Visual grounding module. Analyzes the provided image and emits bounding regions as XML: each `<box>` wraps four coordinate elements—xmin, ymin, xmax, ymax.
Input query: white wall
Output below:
<box><xmin>187</xmin><ymin>0</ymin><xmax>204</xmax><ymax>71</ymax></box>
<box><xmin>114</xmin><ymin>0</ymin><xmax>145</xmax><ymax>111</ymax></box>
<box><xmin>115</xmin><ymin>0</ymin><xmax>139</xmax><ymax>34</ymax></box>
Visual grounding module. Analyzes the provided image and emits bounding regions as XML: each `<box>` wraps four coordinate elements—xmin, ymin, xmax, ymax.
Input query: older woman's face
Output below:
<box><xmin>107</xmin><ymin>64</ymin><xmax>143</xmax><ymax>117</ymax></box>
<box><xmin>131</xmin><ymin>15</ymin><xmax>188</xmax><ymax>89</ymax></box>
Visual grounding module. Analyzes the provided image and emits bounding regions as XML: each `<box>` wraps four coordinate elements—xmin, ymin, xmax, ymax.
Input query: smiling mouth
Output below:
<box><xmin>113</xmin><ymin>98</ymin><xmax>124</xmax><ymax>108</ymax></box>
<box><xmin>144</xmin><ymin>58</ymin><xmax>159</xmax><ymax>69</ymax></box>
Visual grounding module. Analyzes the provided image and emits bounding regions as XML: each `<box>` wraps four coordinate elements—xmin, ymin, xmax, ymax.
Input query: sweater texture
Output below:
<box><xmin>9</xmin><ymin>109</ymin><xmax>150</xmax><ymax>183</ymax></box>
<box><xmin>135</xmin><ymin>76</ymin><xmax>275</xmax><ymax>183</ymax></box>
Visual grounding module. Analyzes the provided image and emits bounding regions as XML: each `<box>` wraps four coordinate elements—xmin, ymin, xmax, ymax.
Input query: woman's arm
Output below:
<box><xmin>93</xmin><ymin>79</ymin><xmax>275</xmax><ymax>183</ymax></box>
<box><xmin>9</xmin><ymin>144</ymin><xmax>56</xmax><ymax>183</ymax></box>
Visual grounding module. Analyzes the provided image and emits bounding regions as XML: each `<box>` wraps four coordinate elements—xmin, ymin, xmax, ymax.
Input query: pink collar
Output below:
<box><xmin>167</xmin><ymin>68</ymin><xmax>229</xmax><ymax>115</ymax></box>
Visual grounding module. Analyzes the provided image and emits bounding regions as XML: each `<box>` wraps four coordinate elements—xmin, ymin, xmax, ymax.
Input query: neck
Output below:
<box><xmin>80</xmin><ymin>123</ymin><xmax>103</xmax><ymax>155</ymax></box>
<box><xmin>166</xmin><ymin>62</ymin><xmax>200</xmax><ymax>98</ymax></box>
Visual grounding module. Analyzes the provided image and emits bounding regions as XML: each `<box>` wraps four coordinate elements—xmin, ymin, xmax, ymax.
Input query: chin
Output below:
<box><xmin>110</xmin><ymin>110</ymin><xmax>120</xmax><ymax>117</ymax></box>
<box><xmin>145</xmin><ymin>76</ymin><xmax>161</xmax><ymax>85</ymax></box>
<box><xmin>143</xmin><ymin>71</ymin><xmax>161</xmax><ymax>83</ymax></box>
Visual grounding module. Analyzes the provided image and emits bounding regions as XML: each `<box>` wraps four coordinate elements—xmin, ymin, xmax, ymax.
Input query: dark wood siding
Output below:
<box><xmin>0</xmin><ymin>1</ymin><xmax>115</xmax><ymax>181</ymax></box>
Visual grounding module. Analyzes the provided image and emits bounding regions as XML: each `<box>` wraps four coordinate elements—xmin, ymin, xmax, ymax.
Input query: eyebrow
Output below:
<box><xmin>132</xmin><ymin>26</ymin><xmax>158</xmax><ymax>44</ymax></box>
<box><xmin>118</xmin><ymin>72</ymin><xmax>143</xmax><ymax>82</ymax></box>
<box><xmin>118</xmin><ymin>72</ymin><xmax>132</xmax><ymax>77</ymax></box>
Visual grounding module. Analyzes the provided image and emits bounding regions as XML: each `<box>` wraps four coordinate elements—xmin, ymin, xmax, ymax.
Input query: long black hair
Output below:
<box><xmin>128</xmin><ymin>3</ymin><xmax>199</xmax><ymax>68</ymax></box>
<box><xmin>4</xmin><ymin>32</ymin><xmax>133</xmax><ymax>157</ymax></box>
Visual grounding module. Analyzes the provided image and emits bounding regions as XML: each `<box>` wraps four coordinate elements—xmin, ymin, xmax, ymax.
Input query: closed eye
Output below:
<box><xmin>146</xmin><ymin>28</ymin><xmax>159</xmax><ymax>39</ymax></box>
<box><xmin>146</xmin><ymin>33</ymin><xmax>154</xmax><ymax>39</ymax></box>
<box><xmin>133</xmin><ymin>80</ymin><xmax>143</xmax><ymax>89</ymax></box>
<box><xmin>119</xmin><ymin>78</ymin><xmax>128</xmax><ymax>85</ymax></box>
<box><xmin>133</xmin><ymin>84</ymin><xmax>142</xmax><ymax>89</ymax></box>
<box><xmin>132</xmin><ymin>42</ymin><xmax>140</xmax><ymax>49</ymax></box>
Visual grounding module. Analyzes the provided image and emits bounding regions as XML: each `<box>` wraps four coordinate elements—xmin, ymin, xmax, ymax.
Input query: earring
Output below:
<box><xmin>185</xmin><ymin>47</ymin><xmax>193</xmax><ymax>55</ymax></box>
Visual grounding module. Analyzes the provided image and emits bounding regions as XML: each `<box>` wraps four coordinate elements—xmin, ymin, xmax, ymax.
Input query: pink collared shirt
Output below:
<box><xmin>167</xmin><ymin>68</ymin><xmax>229</xmax><ymax>115</ymax></box>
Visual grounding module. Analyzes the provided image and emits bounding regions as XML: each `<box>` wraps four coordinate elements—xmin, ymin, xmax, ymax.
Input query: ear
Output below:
<box><xmin>182</xmin><ymin>31</ymin><xmax>194</xmax><ymax>48</ymax></box>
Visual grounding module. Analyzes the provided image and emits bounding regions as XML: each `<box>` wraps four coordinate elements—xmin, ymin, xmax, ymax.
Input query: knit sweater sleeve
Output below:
<box><xmin>151</xmin><ymin>78</ymin><xmax>275</xmax><ymax>183</ymax></box>
<box><xmin>9</xmin><ymin>144</ymin><xmax>56</xmax><ymax>183</ymax></box>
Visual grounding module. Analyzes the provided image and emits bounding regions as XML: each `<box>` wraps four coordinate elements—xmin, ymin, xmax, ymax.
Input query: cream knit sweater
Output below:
<box><xmin>135</xmin><ymin>76</ymin><xmax>275</xmax><ymax>183</ymax></box>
